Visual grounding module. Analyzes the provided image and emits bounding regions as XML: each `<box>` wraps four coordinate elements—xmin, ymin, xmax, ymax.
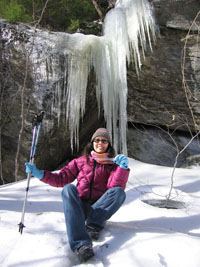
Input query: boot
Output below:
<box><xmin>75</xmin><ymin>244</ymin><xmax>94</xmax><ymax>263</ymax></box>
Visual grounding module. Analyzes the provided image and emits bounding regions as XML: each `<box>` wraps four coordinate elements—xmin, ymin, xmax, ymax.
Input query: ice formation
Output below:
<box><xmin>40</xmin><ymin>0</ymin><xmax>157</xmax><ymax>154</ymax></box>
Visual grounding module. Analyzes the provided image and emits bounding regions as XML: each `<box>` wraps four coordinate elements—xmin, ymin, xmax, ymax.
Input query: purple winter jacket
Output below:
<box><xmin>41</xmin><ymin>155</ymin><xmax>130</xmax><ymax>201</ymax></box>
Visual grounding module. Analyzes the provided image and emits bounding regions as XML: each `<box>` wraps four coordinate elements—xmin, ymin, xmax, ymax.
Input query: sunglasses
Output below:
<box><xmin>93</xmin><ymin>138</ymin><xmax>109</xmax><ymax>144</ymax></box>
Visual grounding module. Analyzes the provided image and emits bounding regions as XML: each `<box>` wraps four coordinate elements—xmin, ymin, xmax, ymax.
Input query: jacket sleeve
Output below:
<box><xmin>107</xmin><ymin>165</ymin><xmax>130</xmax><ymax>189</ymax></box>
<box><xmin>40</xmin><ymin>159</ymin><xmax>79</xmax><ymax>187</ymax></box>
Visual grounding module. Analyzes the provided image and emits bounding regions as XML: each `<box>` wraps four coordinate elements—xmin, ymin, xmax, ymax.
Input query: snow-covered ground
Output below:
<box><xmin>1</xmin><ymin>158</ymin><xmax>200</xmax><ymax>266</ymax></box>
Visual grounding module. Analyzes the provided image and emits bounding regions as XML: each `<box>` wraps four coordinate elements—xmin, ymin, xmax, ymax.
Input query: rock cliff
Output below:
<box><xmin>0</xmin><ymin>0</ymin><xmax>200</xmax><ymax>183</ymax></box>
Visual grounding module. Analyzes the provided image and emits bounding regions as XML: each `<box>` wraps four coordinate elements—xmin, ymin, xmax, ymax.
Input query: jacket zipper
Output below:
<box><xmin>89</xmin><ymin>160</ymin><xmax>96</xmax><ymax>201</ymax></box>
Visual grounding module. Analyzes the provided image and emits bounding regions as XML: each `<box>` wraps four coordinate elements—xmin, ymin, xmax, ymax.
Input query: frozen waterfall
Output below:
<box><xmin>38</xmin><ymin>0</ymin><xmax>158</xmax><ymax>154</ymax></box>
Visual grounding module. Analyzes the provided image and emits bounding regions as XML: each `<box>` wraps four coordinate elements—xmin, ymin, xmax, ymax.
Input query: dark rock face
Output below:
<box><xmin>0</xmin><ymin>23</ymin><xmax>103</xmax><ymax>183</ymax></box>
<box><xmin>151</xmin><ymin>0</ymin><xmax>199</xmax><ymax>30</ymax></box>
<box><xmin>127</xmin><ymin>0</ymin><xmax>200</xmax><ymax>167</ymax></box>
<box><xmin>127</xmin><ymin>0</ymin><xmax>200</xmax><ymax>131</ymax></box>
<box><xmin>127</xmin><ymin>123</ymin><xmax>200</xmax><ymax>167</ymax></box>
<box><xmin>127</xmin><ymin>28</ymin><xmax>189</xmax><ymax>130</ymax></box>
<box><xmin>1</xmin><ymin>0</ymin><xmax>200</xmax><ymax>184</ymax></box>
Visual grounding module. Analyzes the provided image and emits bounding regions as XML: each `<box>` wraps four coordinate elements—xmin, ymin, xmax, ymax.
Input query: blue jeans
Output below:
<box><xmin>62</xmin><ymin>184</ymin><xmax>126</xmax><ymax>251</ymax></box>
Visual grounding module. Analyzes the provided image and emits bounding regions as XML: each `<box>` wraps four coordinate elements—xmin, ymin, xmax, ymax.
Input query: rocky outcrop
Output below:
<box><xmin>0</xmin><ymin>23</ymin><xmax>104</xmax><ymax>183</ymax></box>
<box><xmin>0</xmin><ymin>0</ymin><xmax>200</xmax><ymax>184</ymax></box>
<box><xmin>127</xmin><ymin>0</ymin><xmax>200</xmax><ymax>167</ymax></box>
<box><xmin>128</xmin><ymin>0</ymin><xmax>200</xmax><ymax>131</ymax></box>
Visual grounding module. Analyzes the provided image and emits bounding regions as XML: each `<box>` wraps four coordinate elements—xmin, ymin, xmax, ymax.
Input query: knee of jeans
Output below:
<box><xmin>111</xmin><ymin>187</ymin><xmax>126</xmax><ymax>203</ymax></box>
<box><xmin>62</xmin><ymin>183</ymin><xmax>76</xmax><ymax>199</ymax></box>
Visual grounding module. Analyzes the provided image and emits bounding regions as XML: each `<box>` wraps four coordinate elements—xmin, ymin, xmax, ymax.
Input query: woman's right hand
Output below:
<box><xmin>25</xmin><ymin>163</ymin><xmax>44</xmax><ymax>179</ymax></box>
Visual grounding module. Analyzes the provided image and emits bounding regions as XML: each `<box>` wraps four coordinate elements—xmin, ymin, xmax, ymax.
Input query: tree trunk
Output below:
<box><xmin>92</xmin><ymin>0</ymin><xmax>104</xmax><ymax>22</ymax></box>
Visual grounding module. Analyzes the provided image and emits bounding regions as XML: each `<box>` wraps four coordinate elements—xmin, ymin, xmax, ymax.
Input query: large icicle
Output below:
<box><xmin>52</xmin><ymin>0</ymin><xmax>157</xmax><ymax>154</ymax></box>
<box><xmin>99</xmin><ymin>7</ymin><xmax>129</xmax><ymax>154</ymax></box>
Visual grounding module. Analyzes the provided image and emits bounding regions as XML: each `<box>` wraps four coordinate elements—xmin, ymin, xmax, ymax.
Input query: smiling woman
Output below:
<box><xmin>25</xmin><ymin>127</ymin><xmax>130</xmax><ymax>263</ymax></box>
<box><xmin>92</xmin><ymin>128</ymin><xmax>110</xmax><ymax>153</ymax></box>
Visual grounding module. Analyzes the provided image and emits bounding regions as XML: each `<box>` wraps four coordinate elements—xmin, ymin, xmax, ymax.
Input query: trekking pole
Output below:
<box><xmin>18</xmin><ymin>111</ymin><xmax>44</xmax><ymax>234</ymax></box>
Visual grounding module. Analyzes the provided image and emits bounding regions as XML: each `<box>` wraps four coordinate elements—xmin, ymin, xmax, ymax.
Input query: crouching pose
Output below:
<box><xmin>25</xmin><ymin>128</ymin><xmax>130</xmax><ymax>263</ymax></box>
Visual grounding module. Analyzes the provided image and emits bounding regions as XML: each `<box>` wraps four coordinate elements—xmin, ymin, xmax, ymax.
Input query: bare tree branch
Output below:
<box><xmin>92</xmin><ymin>0</ymin><xmax>105</xmax><ymax>22</ymax></box>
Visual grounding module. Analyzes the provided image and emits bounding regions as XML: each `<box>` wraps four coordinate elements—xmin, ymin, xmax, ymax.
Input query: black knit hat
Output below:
<box><xmin>91</xmin><ymin>128</ymin><xmax>111</xmax><ymax>143</ymax></box>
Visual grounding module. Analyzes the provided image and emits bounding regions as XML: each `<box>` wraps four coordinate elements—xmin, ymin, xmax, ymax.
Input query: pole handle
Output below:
<box><xmin>32</xmin><ymin>111</ymin><xmax>44</xmax><ymax>127</ymax></box>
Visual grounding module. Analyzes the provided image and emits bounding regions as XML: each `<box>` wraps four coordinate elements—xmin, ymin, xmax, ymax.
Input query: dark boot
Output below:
<box><xmin>75</xmin><ymin>244</ymin><xmax>94</xmax><ymax>263</ymax></box>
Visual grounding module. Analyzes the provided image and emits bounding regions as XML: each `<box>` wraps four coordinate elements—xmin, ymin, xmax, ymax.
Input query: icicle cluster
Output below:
<box><xmin>54</xmin><ymin>0</ymin><xmax>158</xmax><ymax>154</ymax></box>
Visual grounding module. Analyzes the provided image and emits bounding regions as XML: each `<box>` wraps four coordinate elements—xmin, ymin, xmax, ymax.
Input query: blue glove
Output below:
<box><xmin>113</xmin><ymin>154</ymin><xmax>128</xmax><ymax>169</ymax></box>
<box><xmin>25</xmin><ymin>163</ymin><xmax>44</xmax><ymax>179</ymax></box>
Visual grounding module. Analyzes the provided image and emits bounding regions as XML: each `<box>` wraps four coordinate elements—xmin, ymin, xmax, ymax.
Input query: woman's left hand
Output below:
<box><xmin>113</xmin><ymin>154</ymin><xmax>128</xmax><ymax>169</ymax></box>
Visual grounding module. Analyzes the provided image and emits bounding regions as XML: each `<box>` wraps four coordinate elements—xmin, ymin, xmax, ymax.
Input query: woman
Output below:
<box><xmin>25</xmin><ymin>128</ymin><xmax>130</xmax><ymax>263</ymax></box>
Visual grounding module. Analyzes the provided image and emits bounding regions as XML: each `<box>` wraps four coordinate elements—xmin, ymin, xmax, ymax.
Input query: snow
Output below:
<box><xmin>1</xmin><ymin>158</ymin><xmax>200</xmax><ymax>266</ymax></box>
